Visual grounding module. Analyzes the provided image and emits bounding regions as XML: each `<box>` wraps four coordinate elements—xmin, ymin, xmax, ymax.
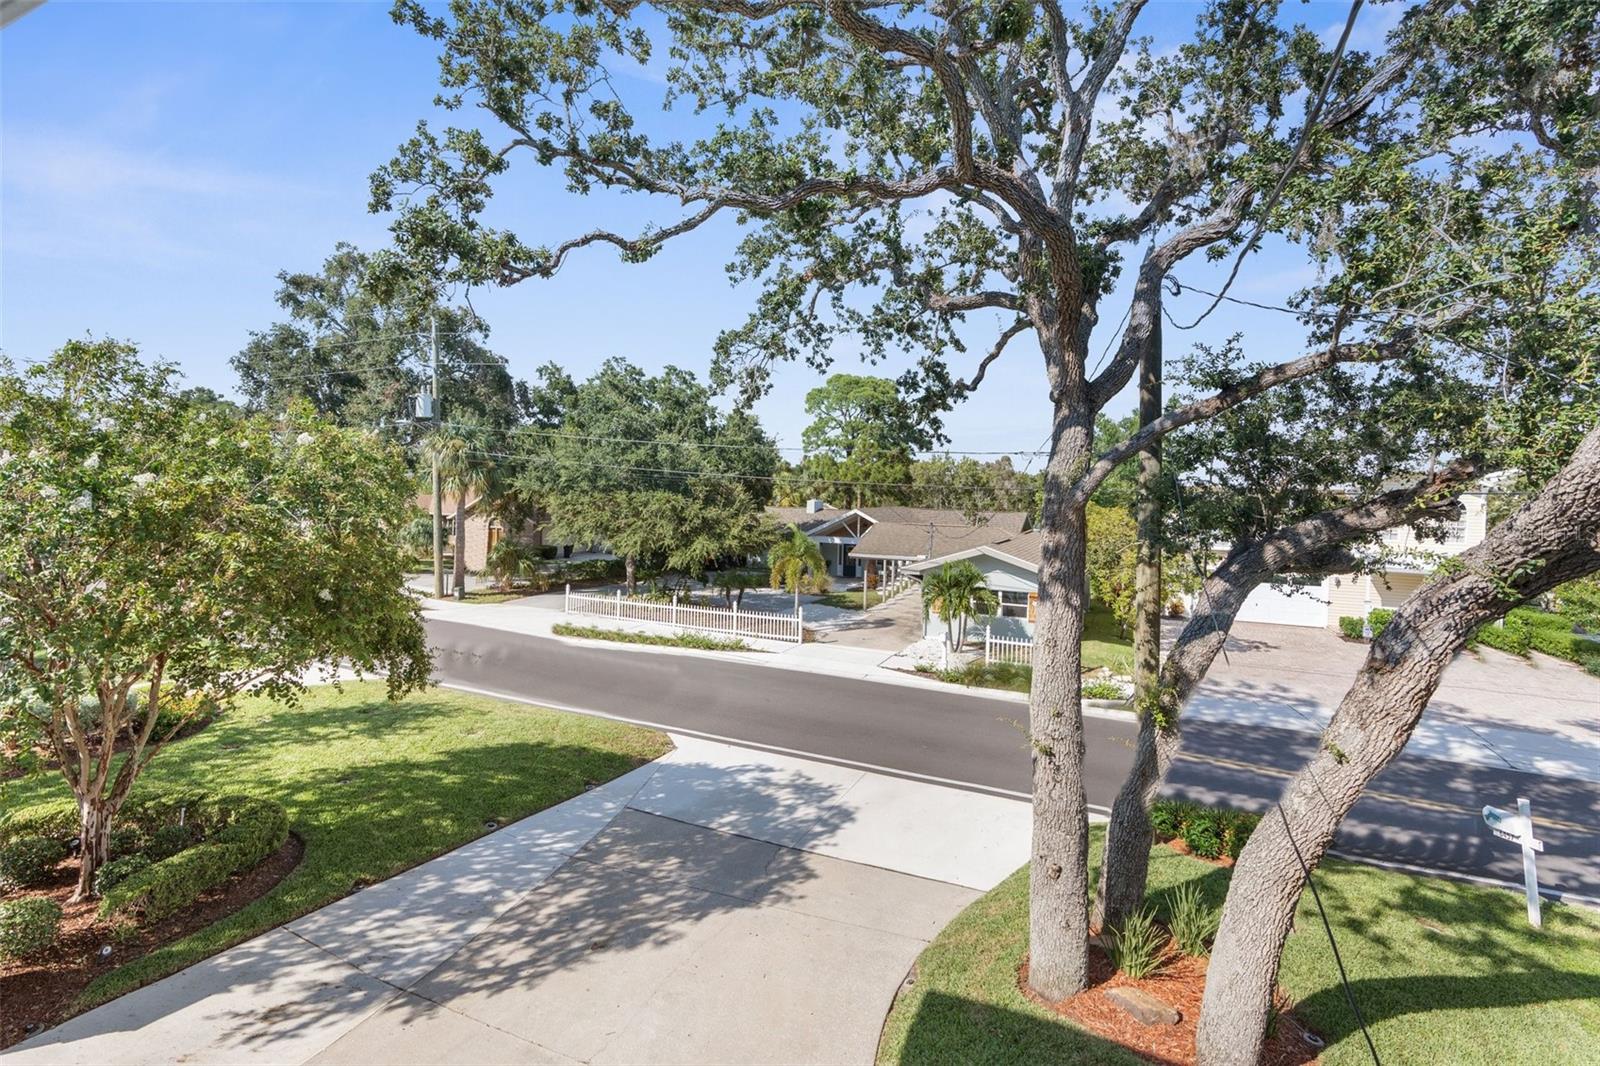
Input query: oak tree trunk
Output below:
<box><xmin>1027</xmin><ymin>395</ymin><xmax>1094</xmax><ymax>1000</ymax></box>
<box><xmin>1195</xmin><ymin>424</ymin><xmax>1600</xmax><ymax>1066</ymax></box>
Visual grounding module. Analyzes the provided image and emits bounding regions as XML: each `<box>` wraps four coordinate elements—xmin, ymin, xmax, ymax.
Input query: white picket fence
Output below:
<box><xmin>983</xmin><ymin>626</ymin><xmax>1034</xmax><ymax>666</ymax></box>
<box><xmin>564</xmin><ymin>585</ymin><xmax>804</xmax><ymax>644</ymax></box>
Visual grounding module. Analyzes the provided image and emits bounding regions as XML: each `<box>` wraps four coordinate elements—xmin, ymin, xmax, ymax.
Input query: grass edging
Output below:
<box><xmin>877</xmin><ymin>827</ymin><xmax>1600</xmax><ymax>1065</ymax></box>
<box><xmin>551</xmin><ymin>622</ymin><xmax>757</xmax><ymax>652</ymax></box>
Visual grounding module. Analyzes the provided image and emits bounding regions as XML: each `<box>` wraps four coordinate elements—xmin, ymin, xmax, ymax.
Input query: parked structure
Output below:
<box><xmin>766</xmin><ymin>500</ymin><xmax>1030</xmax><ymax>586</ymax></box>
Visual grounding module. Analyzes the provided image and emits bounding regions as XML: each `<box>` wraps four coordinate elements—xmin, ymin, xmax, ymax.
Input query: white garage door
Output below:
<box><xmin>1236</xmin><ymin>577</ymin><xmax>1330</xmax><ymax>628</ymax></box>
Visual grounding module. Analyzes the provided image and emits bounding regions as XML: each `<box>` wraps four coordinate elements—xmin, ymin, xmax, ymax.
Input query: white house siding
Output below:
<box><xmin>1323</xmin><ymin>570</ymin><xmax>1430</xmax><ymax>629</ymax></box>
<box><xmin>921</xmin><ymin>555</ymin><xmax>1039</xmax><ymax>643</ymax></box>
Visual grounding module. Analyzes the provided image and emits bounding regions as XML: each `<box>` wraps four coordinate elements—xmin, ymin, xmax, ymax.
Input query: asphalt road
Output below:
<box><xmin>426</xmin><ymin>617</ymin><xmax>1600</xmax><ymax>900</ymax></box>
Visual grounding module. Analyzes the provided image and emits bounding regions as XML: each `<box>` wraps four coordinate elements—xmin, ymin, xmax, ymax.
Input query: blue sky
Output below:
<box><xmin>1</xmin><ymin>0</ymin><xmax>1369</xmax><ymax>456</ymax></box>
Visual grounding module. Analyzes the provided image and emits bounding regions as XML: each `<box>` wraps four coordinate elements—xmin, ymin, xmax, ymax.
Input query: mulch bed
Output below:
<box><xmin>1019</xmin><ymin>939</ymin><xmax>1322</xmax><ymax>1066</ymax></box>
<box><xmin>0</xmin><ymin>832</ymin><xmax>304</xmax><ymax>1049</ymax></box>
<box><xmin>1163</xmin><ymin>838</ymin><xmax>1236</xmax><ymax>868</ymax></box>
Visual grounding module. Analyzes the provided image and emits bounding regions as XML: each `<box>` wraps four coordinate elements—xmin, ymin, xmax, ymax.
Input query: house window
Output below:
<box><xmin>997</xmin><ymin>589</ymin><xmax>1031</xmax><ymax>618</ymax></box>
<box><xmin>1440</xmin><ymin>520</ymin><xmax>1467</xmax><ymax>544</ymax></box>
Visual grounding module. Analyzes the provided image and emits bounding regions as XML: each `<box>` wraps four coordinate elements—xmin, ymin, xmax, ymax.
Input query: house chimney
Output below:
<box><xmin>805</xmin><ymin>498</ymin><xmax>827</xmax><ymax>514</ymax></box>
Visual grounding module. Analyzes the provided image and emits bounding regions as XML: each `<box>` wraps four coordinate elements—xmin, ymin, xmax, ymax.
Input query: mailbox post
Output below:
<box><xmin>1482</xmin><ymin>797</ymin><xmax>1544</xmax><ymax>928</ymax></box>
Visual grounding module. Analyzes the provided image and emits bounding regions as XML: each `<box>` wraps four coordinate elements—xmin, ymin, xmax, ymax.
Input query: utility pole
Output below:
<box><xmin>430</xmin><ymin>314</ymin><xmax>444</xmax><ymax>600</ymax></box>
<box><xmin>1133</xmin><ymin>316</ymin><xmax>1162</xmax><ymax>709</ymax></box>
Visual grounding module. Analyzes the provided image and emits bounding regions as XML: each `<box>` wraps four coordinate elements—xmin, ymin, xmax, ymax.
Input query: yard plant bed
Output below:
<box><xmin>1017</xmin><ymin>946</ymin><xmax>1320</xmax><ymax>1066</ymax></box>
<box><xmin>0</xmin><ymin>682</ymin><xmax>669</xmax><ymax>1038</ymax></box>
<box><xmin>552</xmin><ymin>622</ymin><xmax>756</xmax><ymax>651</ymax></box>
<box><xmin>878</xmin><ymin>830</ymin><xmax>1600</xmax><ymax>1065</ymax></box>
<box><xmin>1</xmin><ymin>832</ymin><xmax>303</xmax><ymax>1048</ymax></box>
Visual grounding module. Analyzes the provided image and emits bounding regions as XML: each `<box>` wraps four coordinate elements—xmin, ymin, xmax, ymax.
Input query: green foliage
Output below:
<box><xmin>1368</xmin><ymin>608</ymin><xmax>1395</xmax><ymax>638</ymax></box>
<box><xmin>0</xmin><ymin>340</ymin><xmax>430</xmax><ymax>883</ymax></box>
<box><xmin>99</xmin><ymin>797</ymin><xmax>289</xmax><ymax>922</ymax></box>
<box><xmin>921</xmin><ymin>561</ymin><xmax>998</xmax><ymax>649</ymax></box>
<box><xmin>550</xmin><ymin>623</ymin><xmax>753</xmax><ymax>652</ymax></box>
<box><xmin>232</xmin><ymin>242</ymin><xmax>519</xmax><ymax>431</ymax></box>
<box><xmin>0</xmin><ymin>835</ymin><xmax>68</xmax><ymax>888</ymax></box>
<box><xmin>798</xmin><ymin>374</ymin><xmax>931</xmax><ymax>506</ymax></box>
<box><xmin>1085</xmin><ymin>503</ymin><xmax>1139</xmax><ymax>637</ymax></box>
<box><xmin>1082</xmin><ymin>680</ymin><xmax>1126</xmax><ymax>701</ymax></box>
<box><xmin>146</xmin><ymin>824</ymin><xmax>198</xmax><ymax>862</ymax></box>
<box><xmin>484</xmin><ymin>538</ymin><xmax>547</xmax><ymax>591</ymax></box>
<box><xmin>513</xmin><ymin>359</ymin><xmax>779</xmax><ymax>581</ymax></box>
<box><xmin>1338</xmin><ymin>616</ymin><xmax>1366</xmax><ymax>640</ymax></box>
<box><xmin>768</xmin><ymin>524</ymin><xmax>829</xmax><ymax>599</ymax></box>
<box><xmin>0</xmin><ymin>897</ymin><xmax>63</xmax><ymax>960</ymax></box>
<box><xmin>1340</xmin><ymin>608</ymin><xmax>1396</xmax><ymax>641</ymax></box>
<box><xmin>1471</xmin><ymin>616</ymin><xmax>1533</xmax><ymax>656</ymax></box>
<box><xmin>1165</xmin><ymin>882</ymin><xmax>1221</xmax><ymax>958</ymax></box>
<box><xmin>1149</xmin><ymin>800</ymin><xmax>1260</xmax><ymax>862</ymax></box>
<box><xmin>96</xmin><ymin>853</ymin><xmax>153</xmax><ymax>895</ymax></box>
<box><xmin>1552</xmin><ymin>576</ymin><xmax>1600</xmax><ymax>631</ymax></box>
<box><xmin>1107</xmin><ymin>905</ymin><xmax>1167</xmax><ymax>979</ymax></box>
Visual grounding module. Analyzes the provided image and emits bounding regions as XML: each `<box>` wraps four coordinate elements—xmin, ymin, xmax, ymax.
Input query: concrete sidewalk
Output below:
<box><xmin>5</xmin><ymin>738</ymin><xmax>1034</xmax><ymax>1066</ymax></box>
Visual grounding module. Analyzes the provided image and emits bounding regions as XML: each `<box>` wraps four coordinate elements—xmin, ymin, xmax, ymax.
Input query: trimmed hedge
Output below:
<box><xmin>0</xmin><ymin>835</ymin><xmax>68</xmax><ymax>889</ymax></box>
<box><xmin>1338</xmin><ymin>615</ymin><xmax>1365</xmax><ymax>640</ymax></box>
<box><xmin>1472</xmin><ymin>616</ymin><xmax>1532</xmax><ymax>656</ymax></box>
<box><xmin>95</xmin><ymin>853</ymin><xmax>153</xmax><ymax>895</ymax></box>
<box><xmin>0</xmin><ymin>897</ymin><xmax>63</xmax><ymax>960</ymax></box>
<box><xmin>99</xmin><ymin>796</ymin><xmax>289</xmax><ymax>922</ymax></box>
<box><xmin>1149</xmin><ymin>799</ymin><xmax>1259</xmax><ymax>861</ymax></box>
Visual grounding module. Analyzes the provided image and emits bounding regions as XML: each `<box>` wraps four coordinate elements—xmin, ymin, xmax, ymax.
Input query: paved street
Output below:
<box><xmin>426</xmin><ymin>616</ymin><xmax>1600</xmax><ymax>899</ymax></box>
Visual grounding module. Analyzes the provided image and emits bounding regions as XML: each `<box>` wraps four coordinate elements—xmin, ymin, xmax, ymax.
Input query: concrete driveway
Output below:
<box><xmin>1182</xmin><ymin>620</ymin><xmax>1600</xmax><ymax>778</ymax></box>
<box><xmin>7</xmin><ymin>738</ymin><xmax>1028</xmax><ymax>1066</ymax></box>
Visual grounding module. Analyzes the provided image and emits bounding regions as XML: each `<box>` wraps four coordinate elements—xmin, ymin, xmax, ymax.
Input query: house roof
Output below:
<box><xmin>767</xmin><ymin>504</ymin><xmax>1027</xmax><ymax>535</ymax></box>
<box><xmin>412</xmin><ymin>491</ymin><xmax>484</xmax><ymax>514</ymax></box>
<box><xmin>902</xmin><ymin>529</ymin><xmax>1045</xmax><ymax>574</ymax></box>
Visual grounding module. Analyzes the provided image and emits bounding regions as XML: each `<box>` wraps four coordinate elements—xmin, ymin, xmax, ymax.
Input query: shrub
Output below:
<box><xmin>0</xmin><ymin>799</ymin><xmax>79</xmax><ymax>847</ymax></box>
<box><xmin>99</xmin><ymin>796</ymin><xmax>288</xmax><ymax>922</ymax></box>
<box><xmin>1472</xmin><ymin>617</ymin><xmax>1532</xmax><ymax>656</ymax></box>
<box><xmin>1107</xmin><ymin>905</ymin><xmax>1167</xmax><ymax>979</ymax></box>
<box><xmin>108</xmin><ymin>826</ymin><xmax>147</xmax><ymax>859</ymax></box>
<box><xmin>1166</xmin><ymin>882</ymin><xmax>1221</xmax><ymax>957</ymax></box>
<box><xmin>1508</xmin><ymin>607</ymin><xmax>1577</xmax><ymax>633</ymax></box>
<box><xmin>1082</xmin><ymin>679</ymin><xmax>1125</xmax><ymax>701</ymax></box>
<box><xmin>0</xmin><ymin>898</ymin><xmax>63</xmax><ymax>960</ymax></box>
<box><xmin>1148</xmin><ymin>799</ymin><xmax>1196</xmax><ymax>840</ymax></box>
<box><xmin>1223</xmin><ymin>809</ymin><xmax>1259</xmax><ymax>860</ymax></box>
<box><xmin>1367</xmin><ymin>608</ymin><xmax>1395</xmax><ymax>637</ymax></box>
<box><xmin>1338</xmin><ymin>615</ymin><xmax>1365</xmax><ymax>640</ymax></box>
<box><xmin>146</xmin><ymin>824</ymin><xmax>198</xmax><ymax>861</ymax></box>
<box><xmin>0</xmin><ymin>836</ymin><xmax>69</xmax><ymax>889</ymax></box>
<box><xmin>1182</xmin><ymin>817</ymin><xmax>1225</xmax><ymax>860</ymax></box>
<box><xmin>96</xmin><ymin>853</ymin><xmax>153</xmax><ymax>895</ymax></box>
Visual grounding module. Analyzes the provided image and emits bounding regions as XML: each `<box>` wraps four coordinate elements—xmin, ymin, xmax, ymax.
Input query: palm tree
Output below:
<box><xmin>767</xmin><ymin>524</ymin><xmax>829</xmax><ymax>612</ymax></box>
<box><xmin>921</xmin><ymin>561</ymin><xmax>999</xmax><ymax>649</ymax></box>
<box><xmin>420</xmin><ymin>413</ymin><xmax>498</xmax><ymax>596</ymax></box>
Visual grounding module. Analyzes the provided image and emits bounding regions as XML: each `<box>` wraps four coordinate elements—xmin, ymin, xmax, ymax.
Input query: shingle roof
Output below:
<box><xmin>903</xmin><ymin>528</ymin><xmax>1044</xmax><ymax>572</ymax></box>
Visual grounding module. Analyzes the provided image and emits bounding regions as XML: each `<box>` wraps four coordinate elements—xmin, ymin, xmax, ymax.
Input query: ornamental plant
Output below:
<box><xmin>0</xmin><ymin>340</ymin><xmax>430</xmax><ymax>900</ymax></box>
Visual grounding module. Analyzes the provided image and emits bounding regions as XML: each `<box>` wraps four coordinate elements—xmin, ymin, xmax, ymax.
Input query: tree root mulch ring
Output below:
<box><xmin>1163</xmin><ymin>838</ymin><xmax>1235</xmax><ymax>868</ymax></box>
<box><xmin>0</xmin><ymin>832</ymin><xmax>304</xmax><ymax>1050</ymax></box>
<box><xmin>1019</xmin><ymin>940</ymin><xmax>1321</xmax><ymax>1066</ymax></box>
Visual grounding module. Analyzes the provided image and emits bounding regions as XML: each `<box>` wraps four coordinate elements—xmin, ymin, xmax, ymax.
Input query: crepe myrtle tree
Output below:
<box><xmin>0</xmin><ymin>341</ymin><xmax>431</xmax><ymax>900</ymax></box>
<box><xmin>373</xmin><ymin>0</ymin><xmax>1479</xmax><ymax>997</ymax></box>
<box><xmin>1092</xmin><ymin>137</ymin><xmax>1600</xmax><ymax>933</ymax></box>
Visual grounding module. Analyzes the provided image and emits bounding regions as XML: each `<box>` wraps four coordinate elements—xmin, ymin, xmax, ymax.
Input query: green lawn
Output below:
<box><xmin>879</xmin><ymin>829</ymin><xmax>1600</xmax><ymax>1065</ymax></box>
<box><xmin>3</xmin><ymin>682</ymin><xmax>669</xmax><ymax>1011</ymax></box>
<box><xmin>1082</xmin><ymin>604</ymin><xmax>1134</xmax><ymax>673</ymax></box>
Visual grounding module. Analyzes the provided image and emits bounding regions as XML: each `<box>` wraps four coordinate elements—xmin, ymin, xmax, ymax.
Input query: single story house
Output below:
<box><xmin>766</xmin><ymin>500</ymin><xmax>1030</xmax><ymax>585</ymax></box>
<box><xmin>903</xmin><ymin>529</ymin><xmax>1042</xmax><ymax>640</ymax></box>
<box><xmin>899</xmin><ymin>483</ymin><xmax>1493</xmax><ymax>639</ymax></box>
<box><xmin>411</xmin><ymin>493</ymin><xmax>557</xmax><ymax>573</ymax></box>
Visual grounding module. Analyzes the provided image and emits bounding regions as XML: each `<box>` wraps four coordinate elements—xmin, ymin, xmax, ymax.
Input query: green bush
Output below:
<box><xmin>1472</xmin><ymin>617</ymin><xmax>1532</xmax><ymax>656</ymax></box>
<box><xmin>0</xmin><ymin>835</ymin><xmax>69</xmax><ymax>888</ymax></box>
<box><xmin>108</xmin><ymin>826</ymin><xmax>146</xmax><ymax>859</ymax></box>
<box><xmin>1508</xmin><ymin>607</ymin><xmax>1577</xmax><ymax>633</ymax></box>
<box><xmin>99</xmin><ymin>796</ymin><xmax>289</xmax><ymax>922</ymax></box>
<box><xmin>1182</xmin><ymin>817</ymin><xmax>1225</xmax><ymax>860</ymax></box>
<box><xmin>0</xmin><ymin>897</ymin><xmax>63</xmax><ymax>960</ymax></box>
<box><xmin>1082</xmin><ymin>679</ymin><xmax>1126</xmax><ymax>701</ymax></box>
<box><xmin>1148</xmin><ymin>800</ymin><xmax>1259</xmax><ymax>862</ymax></box>
<box><xmin>1368</xmin><ymin>608</ymin><xmax>1395</xmax><ymax>637</ymax></box>
<box><xmin>146</xmin><ymin>823</ymin><xmax>198</xmax><ymax>861</ymax></box>
<box><xmin>0</xmin><ymin>799</ymin><xmax>79</xmax><ymax>847</ymax></box>
<box><xmin>1338</xmin><ymin>615</ymin><xmax>1365</xmax><ymax>640</ymax></box>
<box><xmin>96</xmin><ymin>853</ymin><xmax>153</xmax><ymax>895</ymax></box>
<box><xmin>1166</xmin><ymin>881</ymin><xmax>1221</xmax><ymax>957</ymax></box>
<box><xmin>1107</xmin><ymin>905</ymin><xmax>1167</xmax><ymax>978</ymax></box>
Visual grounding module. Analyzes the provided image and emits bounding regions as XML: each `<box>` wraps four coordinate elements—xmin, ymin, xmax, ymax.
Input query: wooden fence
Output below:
<box><xmin>564</xmin><ymin>586</ymin><xmax>804</xmax><ymax>644</ymax></box>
